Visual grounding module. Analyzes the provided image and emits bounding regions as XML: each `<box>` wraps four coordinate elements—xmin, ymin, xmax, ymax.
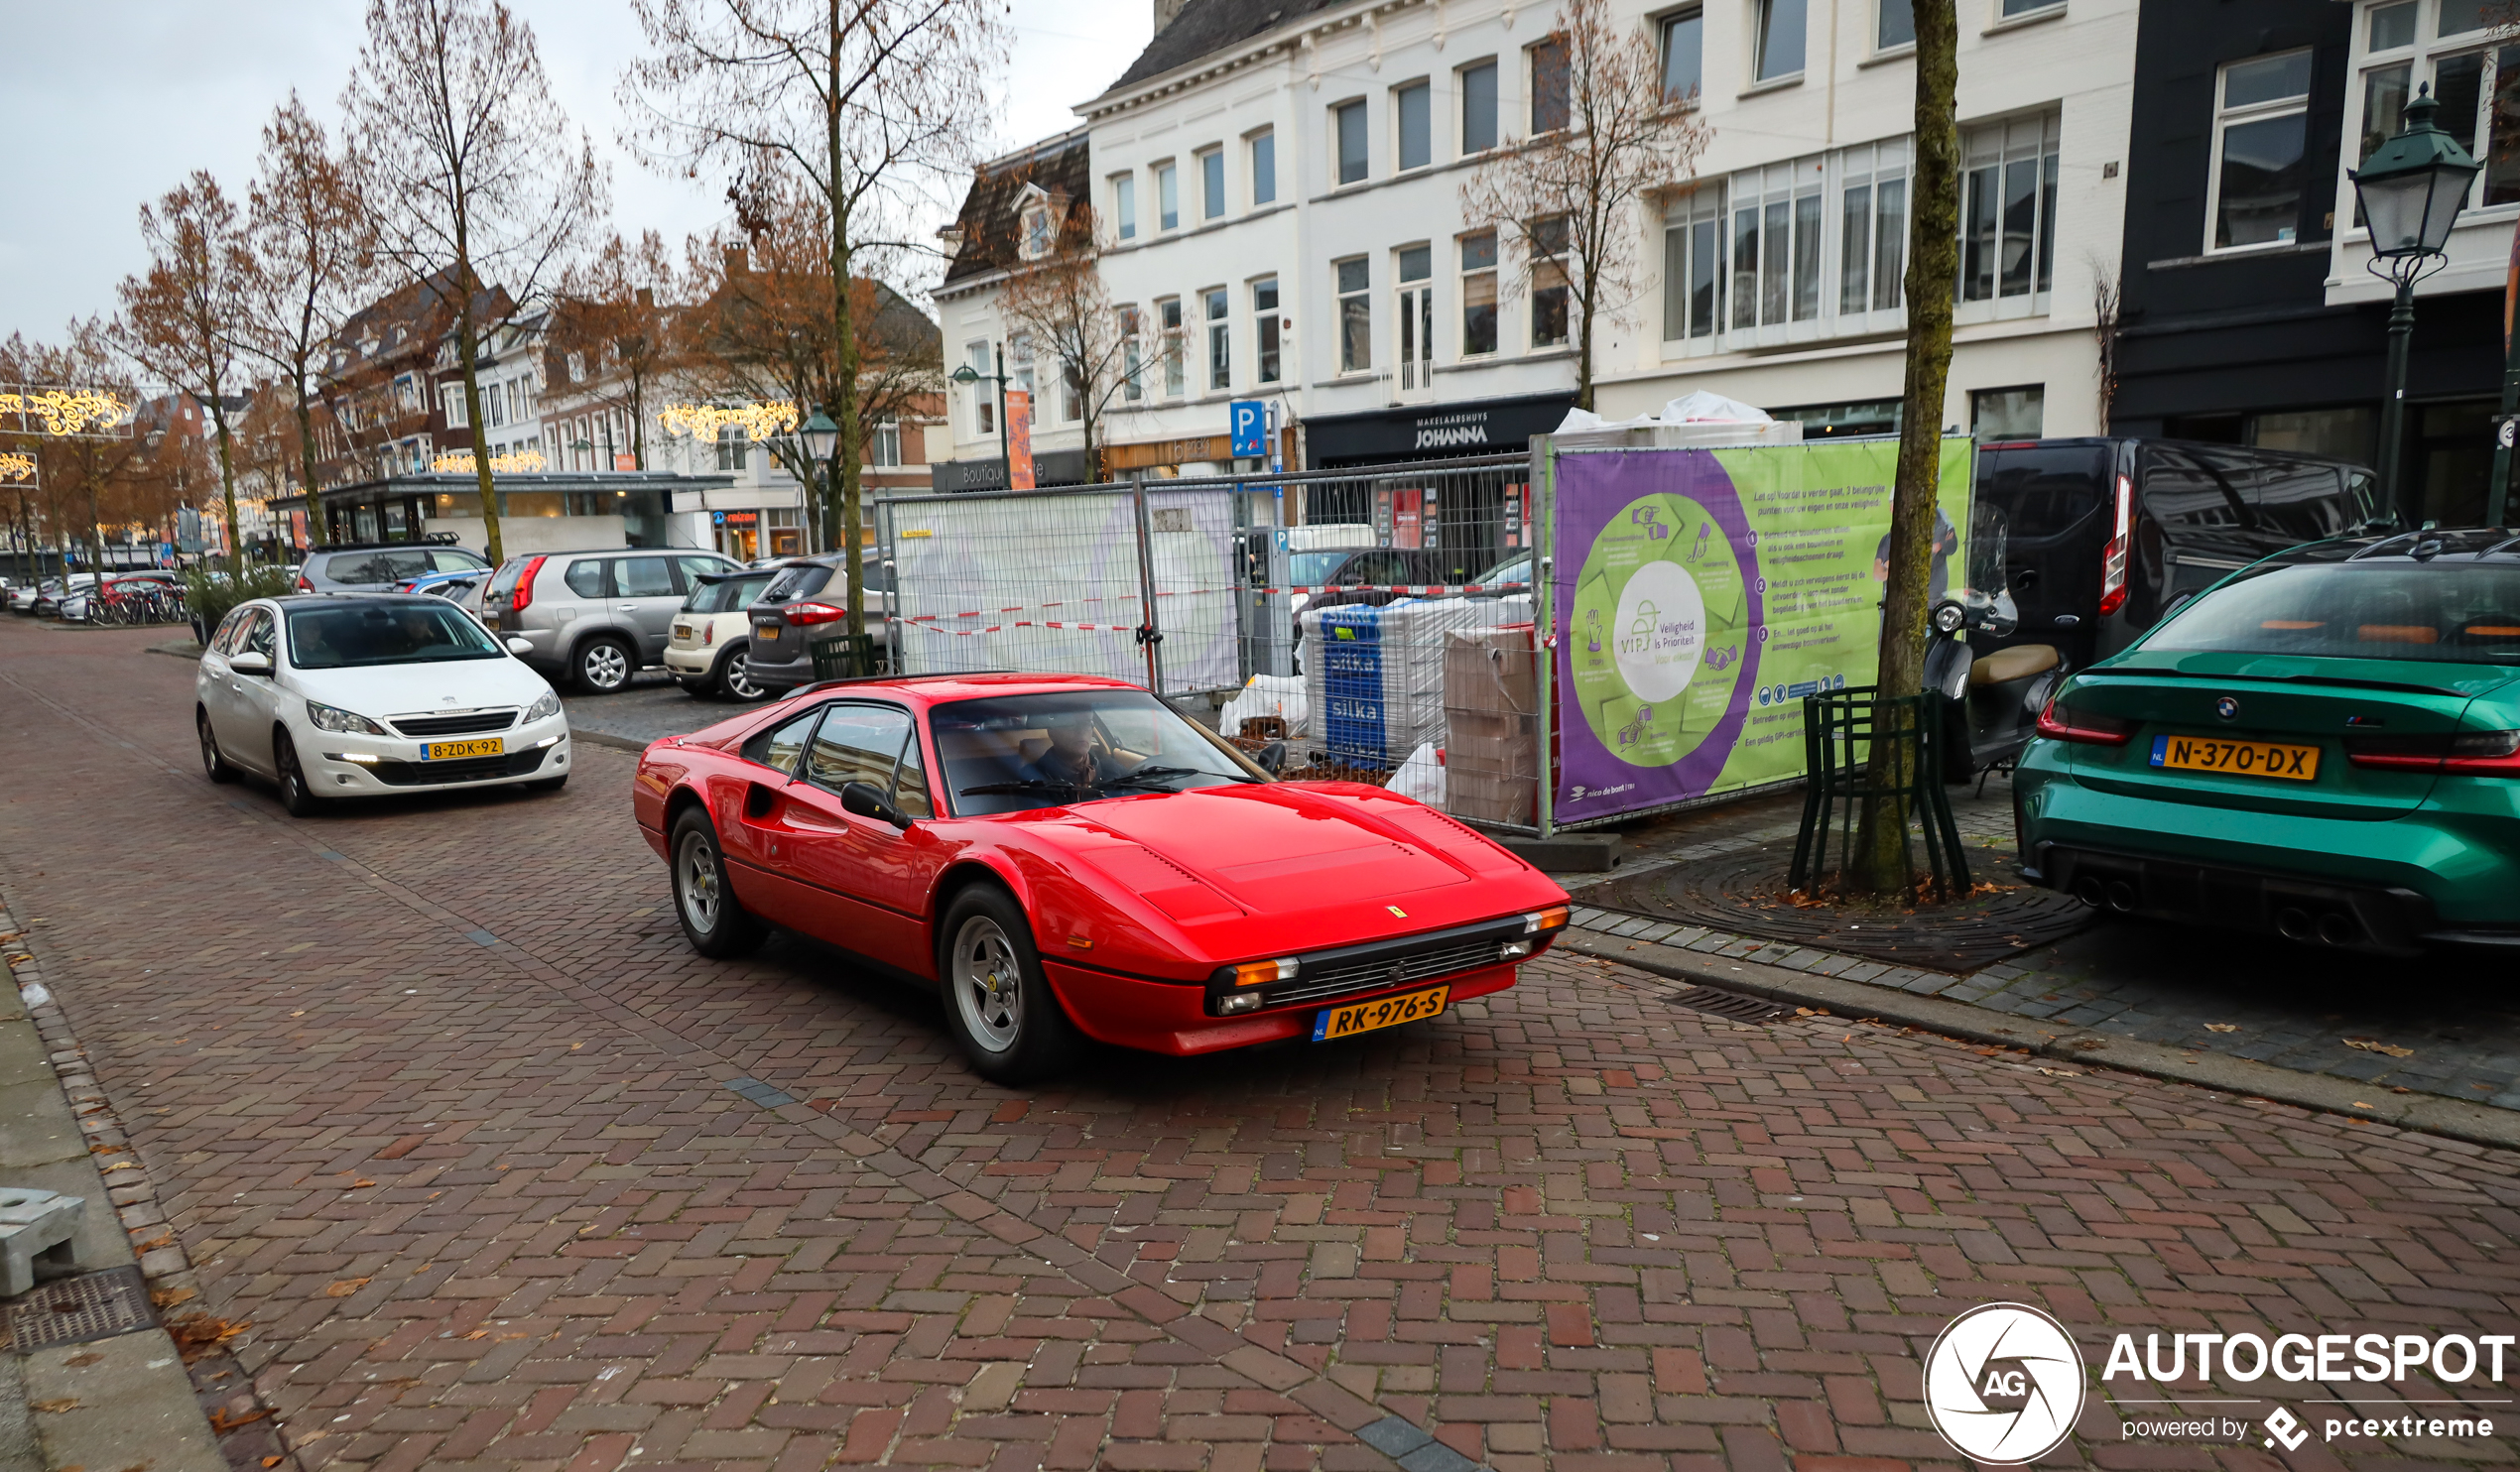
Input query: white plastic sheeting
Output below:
<box><xmin>1388</xmin><ymin>742</ymin><xmax>1447</xmax><ymax>806</ymax></box>
<box><xmin>1219</xmin><ymin>674</ymin><xmax>1310</xmax><ymax>737</ymax></box>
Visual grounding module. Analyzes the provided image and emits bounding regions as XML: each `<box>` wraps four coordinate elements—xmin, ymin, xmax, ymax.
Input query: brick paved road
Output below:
<box><xmin>4</xmin><ymin>618</ymin><xmax>2519</xmax><ymax>1472</ymax></box>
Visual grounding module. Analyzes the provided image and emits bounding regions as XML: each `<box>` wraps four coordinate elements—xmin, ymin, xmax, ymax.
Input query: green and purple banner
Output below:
<box><xmin>1551</xmin><ymin>440</ymin><xmax>1973</xmax><ymax>825</ymax></box>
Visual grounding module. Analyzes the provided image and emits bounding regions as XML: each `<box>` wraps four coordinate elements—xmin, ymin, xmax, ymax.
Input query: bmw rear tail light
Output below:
<box><xmin>509</xmin><ymin>555</ymin><xmax>548</xmax><ymax>613</ymax></box>
<box><xmin>785</xmin><ymin>601</ymin><xmax>846</xmax><ymax>626</ymax></box>
<box><xmin>2348</xmin><ymin>729</ymin><xmax>2520</xmax><ymax>775</ymax></box>
<box><xmin>2096</xmin><ymin>473</ymin><xmax>2132</xmax><ymax>617</ymax></box>
<box><xmin>2035</xmin><ymin>692</ymin><xmax>2135</xmax><ymax>746</ymax></box>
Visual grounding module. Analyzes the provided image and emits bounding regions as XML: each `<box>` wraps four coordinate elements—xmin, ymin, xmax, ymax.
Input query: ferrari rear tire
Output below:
<box><xmin>671</xmin><ymin>808</ymin><xmax>765</xmax><ymax>958</ymax></box>
<box><xmin>938</xmin><ymin>886</ymin><xmax>1081</xmax><ymax>1084</ymax></box>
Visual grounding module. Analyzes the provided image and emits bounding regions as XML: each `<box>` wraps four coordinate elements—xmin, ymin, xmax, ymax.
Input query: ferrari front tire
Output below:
<box><xmin>938</xmin><ymin>886</ymin><xmax>1081</xmax><ymax>1084</ymax></box>
<box><xmin>671</xmin><ymin>808</ymin><xmax>765</xmax><ymax>958</ymax></box>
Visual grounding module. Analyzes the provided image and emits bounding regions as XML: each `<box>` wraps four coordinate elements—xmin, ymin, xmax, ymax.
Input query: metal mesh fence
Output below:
<box><xmin>877</xmin><ymin>453</ymin><xmax>1551</xmax><ymax>832</ymax></box>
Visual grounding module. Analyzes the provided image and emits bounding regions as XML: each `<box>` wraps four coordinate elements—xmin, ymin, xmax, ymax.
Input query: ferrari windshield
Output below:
<box><xmin>2144</xmin><ymin>562</ymin><xmax>2520</xmax><ymax>665</ymax></box>
<box><xmin>931</xmin><ymin>688</ymin><xmax>1266</xmax><ymax>815</ymax></box>
<box><xmin>287</xmin><ymin>600</ymin><xmax>504</xmax><ymax>669</ymax></box>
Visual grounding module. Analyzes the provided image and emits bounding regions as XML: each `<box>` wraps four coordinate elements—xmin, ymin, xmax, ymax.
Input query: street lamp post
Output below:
<box><xmin>947</xmin><ymin>345</ymin><xmax>1012</xmax><ymax>491</ymax></box>
<box><xmin>2349</xmin><ymin>84</ymin><xmax>2480</xmax><ymax>527</ymax></box>
<box><xmin>781</xmin><ymin>406</ymin><xmax>839</xmax><ymax>555</ymax></box>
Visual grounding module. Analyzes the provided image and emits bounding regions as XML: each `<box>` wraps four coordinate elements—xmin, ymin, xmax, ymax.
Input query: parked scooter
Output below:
<box><xmin>1927</xmin><ymin>505</ymin><xmax>2070</xmax><ymax>783</ymax></box>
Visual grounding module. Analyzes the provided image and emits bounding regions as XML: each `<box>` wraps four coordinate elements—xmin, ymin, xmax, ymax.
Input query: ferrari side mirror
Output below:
<box><xmin>840</xmin><ymin>780</ymin><xmax>912</xmax><ymax>829</ymax></box>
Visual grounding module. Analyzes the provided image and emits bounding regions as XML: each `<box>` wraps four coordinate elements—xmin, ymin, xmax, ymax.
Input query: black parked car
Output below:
<box><xmin>742</xmin><ymin>551</ymin><xmax>895</xmax><ymax>694</ymax></box>
<box><xmin>1969</xmin><ymin>436</ymin><xmax>2388</xmax><ymax>673</ymax></box>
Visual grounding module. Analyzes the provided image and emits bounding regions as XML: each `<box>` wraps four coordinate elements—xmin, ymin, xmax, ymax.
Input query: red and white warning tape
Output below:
<box><xmin>891</xmin><ymin>581</ymin><xmax>1529</xmax><ymax>627</ymax></box>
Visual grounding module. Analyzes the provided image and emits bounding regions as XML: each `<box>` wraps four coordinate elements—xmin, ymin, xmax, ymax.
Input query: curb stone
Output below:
<box><xmin>1561</xmin><ymin>923</ymin><xmax>2520</xmax><ymax>1152</ymax></box>
<box><xmin>0</xmin><ymin>887</ymin><xmax>295</xmax><ymax>1472</ymax></box>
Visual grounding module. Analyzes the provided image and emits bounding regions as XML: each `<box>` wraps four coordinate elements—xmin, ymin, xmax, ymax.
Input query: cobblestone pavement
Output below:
<box><xmin>561</xmin><ymin>671</ymin><xmax>751</xmax><ymax>749</ymax></box>
<box><xmin>4</xmin><ymin>620</ymin><xmax>2519</xmax><ymax>1472</ymax></box>
<box><xmin>1576</xmin><ymin>779</ymin><xmax>2520</xmax><ymax>1112</ymax></box>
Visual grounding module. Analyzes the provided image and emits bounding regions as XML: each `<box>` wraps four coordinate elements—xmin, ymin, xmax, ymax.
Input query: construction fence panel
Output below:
<box><xmin>876</xmin><ymin>454</ymin><xmax>1555</xmax><ymax>833</ymax></box>
<box><xmin>878</xmin><ymin>483</ymin><xmax>1242</xmax><ymax>697</ymax></box>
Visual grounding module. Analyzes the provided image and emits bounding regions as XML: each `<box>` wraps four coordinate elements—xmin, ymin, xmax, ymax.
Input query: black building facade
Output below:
<box><xmin>2113</xmin><ymin>0</ymin><xmax>2507</xmax><ymax>526</ymax></box>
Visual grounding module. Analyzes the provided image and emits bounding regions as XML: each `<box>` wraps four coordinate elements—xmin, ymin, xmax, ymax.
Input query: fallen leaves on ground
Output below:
<box><xmin>208</xmin><ymin>1408</ymin><xmax>273</xmax><ymax>1433</ymax></box>
<box><xmin>2205</xmin><ymin>1023</ymin><xmax>2238</xmax><ymax>1033</ymax></box>
<box><xmin>27</xmin><ymin>1399</ymin><xmax>79</xmax><ymax>1414</ymax></box>
<box><xmin>2343</xmin><ymin>1037</ymin><xmax>2415</xmax><ymax>1058</ymax></box>
<box><xmin>323</xmin><ymin>1278</ymin><xmax>369</xmax><ymax>1297</ymax></box>
<box><xmin>165</xmin><ymin>1312</ymin><xmax>247</xmax><ymax>1361</ymax></box>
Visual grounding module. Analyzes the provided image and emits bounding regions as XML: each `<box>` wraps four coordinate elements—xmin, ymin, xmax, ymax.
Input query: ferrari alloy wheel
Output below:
<box><xmin>198</xmin><ymin>709</ymin><xmax>236</xmax><ymax>784</ymax></box>
<box><xmin>672</xmin><ymin>808</ymin><xmax>764</xmax><ymax>958</ymax></box>
<box><xmin>938</xmin><ymin>886</ymin><xmax>1081</xmax><ymax>1084</ymax></box>
<box><xmin>719</xmin><ymin>648</ymin><xmax>766</xmax><ymax>700</ymax></box>
<box><xmin>951</xmin><ymin>918</ymin><xmax>1026</xmax><ymax>1050</ymax></box>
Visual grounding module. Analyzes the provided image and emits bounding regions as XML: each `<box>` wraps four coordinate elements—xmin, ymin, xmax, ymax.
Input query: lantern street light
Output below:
<box><xmin>948</xmin><ymin>344</ymin><xmax>1012</xmax><ymax>490</ymax></box>
<box><xmin>2349</xmin><ymin>84</ymin><xmax>2480</xmax><ymax>526</ymax></box>
<box><xmin>780</xmin><ymin>405</ymin><xmax>842</xmax><ymax>554</ymax></box>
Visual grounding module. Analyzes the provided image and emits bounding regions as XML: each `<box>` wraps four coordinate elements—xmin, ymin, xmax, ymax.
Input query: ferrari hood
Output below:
<box><xmin>1075</xmin><ymin>785</ymin><xmax>1472</xmax><ymax>912</ymax></box>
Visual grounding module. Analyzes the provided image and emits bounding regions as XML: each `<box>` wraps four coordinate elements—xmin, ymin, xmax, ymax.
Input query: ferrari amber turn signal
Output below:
<box><xmin>1231</xmin><ymin>957</ymin><xmax>1300</xmax><ymax>988</ymax></box>
<box><xmin>1523</xmin><ymin>906</ymin><xmax>1570</xmax><ymax>934</ymax></box>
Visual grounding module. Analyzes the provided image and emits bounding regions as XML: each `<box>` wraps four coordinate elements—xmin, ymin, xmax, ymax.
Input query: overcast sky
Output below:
<box><xmin>0</xmin><ymin>0</ymin><xmax>1151</xmax><ymax>346</ymax></box>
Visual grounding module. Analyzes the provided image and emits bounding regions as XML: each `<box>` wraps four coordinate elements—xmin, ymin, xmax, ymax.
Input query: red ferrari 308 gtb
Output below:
<box><xmin>631</xmin><ymin>672</ymin><xmax>1571</xmax><ymax>1081</ymax></box>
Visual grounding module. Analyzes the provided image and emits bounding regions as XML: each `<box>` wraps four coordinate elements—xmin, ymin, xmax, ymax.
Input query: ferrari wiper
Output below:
<box><xmin>957</xmin><ymin>779</ymin><xmax>1087</xmax><ymax>797</ymax></box>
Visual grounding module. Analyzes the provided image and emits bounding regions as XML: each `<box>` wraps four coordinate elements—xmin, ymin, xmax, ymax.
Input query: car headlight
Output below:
<box><xmin>526</xmin><ymin>689</ymin><xmax>562</xmax><ymax>723</ymax></box>
<box><xmin>306</xmin><ymin>699</ymin><xmax>387</xmax><ymax>735</ymax></box>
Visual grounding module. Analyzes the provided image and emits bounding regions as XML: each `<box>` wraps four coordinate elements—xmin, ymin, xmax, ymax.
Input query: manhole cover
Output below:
<box><xmin>1583</xmin><ymin>843</ymin><xmax>2093</xmax><ymax>974</ymax></box>
<box><xmin>1671</xmin><ymin>986</ymin><xmax>1790</xmax><ymax>1025</ymax></box>
<box><xmin>5</xmin><ymin>1265</ymin><xmax>157</xmax><ymax>1352</ymax></box>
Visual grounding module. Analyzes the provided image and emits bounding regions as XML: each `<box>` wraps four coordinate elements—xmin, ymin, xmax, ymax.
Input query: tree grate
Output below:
<box><xmin>4</xmin><ymin>1265</ymin><xmax>157</xmax><ymax>1352</ymax></box>
<box><xmin>1670</xmin><ymin>986</ymin><xmax>1790</xmax><ymax>1026</ymax></box>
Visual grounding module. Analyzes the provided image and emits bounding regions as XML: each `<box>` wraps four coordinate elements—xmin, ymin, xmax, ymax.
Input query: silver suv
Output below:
<box><xmin>482</xmin><ymin>548</ymin><xmax>744</xmax><ymax>692</ymax></box>
<box><xmin>297</xmin><ymin>543</ymin><xmax>492</xmax><ymax>592</ymax></box>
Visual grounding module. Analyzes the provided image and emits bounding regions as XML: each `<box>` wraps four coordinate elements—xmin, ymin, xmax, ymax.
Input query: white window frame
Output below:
<box><xmin>1197</xmin><ymin>146</ymin><xmax>1225</xmax><ymax>221</ymax></box>
<box><xmin>870</xmin><ymin>417</ymin><xmax>902</xmax><ymax>467</ymax></box>
<box><xmin>1118</xmin><ymin>306</ymin><xmax>1144</xmax><ymax>403</ymax></box>
<box><xmin>1459</xmin><ymin>230</ymin><xmax>1500</xmax><ymax>359</ymax></box>
<box><xmin>1874</xmin><ymin>0</ymin><xmax>1916</xmax><ymax>56</ymax></box>
<box><xmin>1334</xmin><ymin>257</ymin><xmax>1372</xmax><ymax>375</ymax></box>
<box><xmin>2343</xmin><ymin>2</ymin><xmax>2517</xmax><ymax>231</ymax></box>
<box><xmin>1459</xmin><ymin>58</ymin><xmax>1499</xmax><ymax>154</ymax></box>
<box><xmin>1112</xmin><ymin>173</ymin><xmax>1137</xmax><ymax>241</ymax></box>
<box><xmin>1992</xmin><ymin>0</ymin><xmax>2067</xmax><ymax>26</ymax></box>
<box><xmin>1252</xmin><ymin>278</ymin><xmax>1283</xmax><ymax>384</ymax></box>
<box><xmin>1158</xmin><ymin>298</ymin><xmax>1186</xmax><ymax>397</ymax></box>
<box><xmin>1659</xmin><ymin>7</ymin><xmax>1704</xmax><ymax>105</ymax></box>
<box><xmin>1203</xmin><ymin>286</ymin><xmax>1231</xmax><ymax>392</ymax></box>
<box><xmin>441</xmin><ymin>384</ymin><xmax>467</xmax><ymax>429</ymax></box>
<box><xmin>2205</xmin><ymin>48</ymin><xmax>2314</xmax><ymax>254</ymax></box>
<box><xmin>1332</xmin><ymin>98</ymin><xmax>1369</xmax><ymax>186</ymax></box>
<box><xmin>1393</xmin><ymin>78</ymin><xmax>1433</xmax><ymax>173</ymax></box>
<box><xmin>1751</xmin><ymin>0</ymin><xmax>1808</xmax><ymax>86</ymax></box>
<box><xmin>1155</xmin><ymin>160</ymin><xmax>1179</xmax><ymax>231</ymax></box>
<box><xmin>1248</xmin><ymin>128</ymin><xmax>1277</xmax><ymax>207</ymax></box>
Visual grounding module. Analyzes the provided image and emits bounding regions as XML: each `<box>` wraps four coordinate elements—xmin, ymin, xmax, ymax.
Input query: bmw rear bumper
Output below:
<box><xmin>2017</xmin><ymin>755</ymin><xmax>2520</xmax><ymax>955</ymax></box>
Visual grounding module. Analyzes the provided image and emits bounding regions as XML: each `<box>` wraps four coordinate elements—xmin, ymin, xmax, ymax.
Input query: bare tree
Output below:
<box><xmin>556</xmin><ymin>230</ymin><xmax>686</xmax><ymax>470</ymax></box>
<box><xmin>1849</xmin><ymin>0</ymin><xmax>1962</xmax><ymax>897</ymax></box>
<box><xmin>996</xmin><ymin>206</ymin><xmax>1133</xmax><ymax>483</ymax></box>
<box><xmin>344</xmin><ymin>0</ymin><xmax>607</xmax><ymax>566</ymax></box>
<box><xmin>114</xmin><ymin>174</ymin><xmax>255</xmax><ymax>578</ymax></box>
<box><xmin>244</xmin><ymin>94</ymin><xmax>375</xmax><ymax>553</ymax></box>
<box><xmin>624</xmin><ymin>0</ymin><xmax>1004</xmax><ymax>641</ymax></box>
<box><xmin>1458</xmin><ymin>0</ymin><xmax>1708</xmax><ymax>412</ymax></box>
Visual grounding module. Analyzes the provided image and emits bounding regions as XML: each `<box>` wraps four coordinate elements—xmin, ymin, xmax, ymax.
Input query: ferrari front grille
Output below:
<box><xmin>1264</xmin><ymin>938</ymin><xmax>1505</xmax><ymax>1008</ymax></box>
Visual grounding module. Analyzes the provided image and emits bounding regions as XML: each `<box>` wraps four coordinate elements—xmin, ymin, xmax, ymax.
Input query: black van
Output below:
<box><xmin>1972</xmin><ymin>437</ymin><xmax>2388</xmax><ymax>674</ymax></box>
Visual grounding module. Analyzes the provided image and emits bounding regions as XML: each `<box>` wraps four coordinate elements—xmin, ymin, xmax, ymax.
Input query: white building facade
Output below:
<box><xmin>938</xmin><ymin>0</ymin><xmax>2139</xmax><ymax>484</ymax></box>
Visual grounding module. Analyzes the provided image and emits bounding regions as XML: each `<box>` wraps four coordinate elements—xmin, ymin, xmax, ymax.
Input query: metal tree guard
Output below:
<box><xmin>1789</xmin><ymin>686</ymin><xmax>1971</xmax><ymax>900</ymax></box>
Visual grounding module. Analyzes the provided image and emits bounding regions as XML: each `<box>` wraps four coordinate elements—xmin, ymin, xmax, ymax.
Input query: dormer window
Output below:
<box><xmin>1019</xmin><ymin>194</ymin><xmax>1054</xmax><ymax>260</ymax></box>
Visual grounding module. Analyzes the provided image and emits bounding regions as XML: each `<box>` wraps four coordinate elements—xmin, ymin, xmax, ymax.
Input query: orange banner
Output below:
<box><xmin>1005</xmin><ymin>389</ymin><xmax>1035</xmax><ymax>491</ymax></box>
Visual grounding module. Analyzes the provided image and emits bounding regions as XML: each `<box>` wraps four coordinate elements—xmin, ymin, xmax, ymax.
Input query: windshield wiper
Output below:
<box><xmin>957</xmin><ymin>779</ymin><xmax>1088</xmax><ymax>797</ymax></box>
<box><xmin>957</xmin><ymin>766</ymin><xmax>1257</xmax><ymax>798</ymax></box>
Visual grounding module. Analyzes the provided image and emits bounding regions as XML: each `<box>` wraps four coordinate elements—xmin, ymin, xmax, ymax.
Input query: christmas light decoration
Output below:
<box><xmin>0</xmin><ymin>387</ymin><xmax>133</xmax><ymax>438</ymax></box>
<box><xmin>432</xmin><ymin>448</ymin><xmax>549</xmax><ymax>474</ymax></box>
<box><xmin>656</xmin><ymin>401</ymin><xmax>798</xmax><ymax>441</ymax></box>
<box><xmin>0</xmin><ymin>452</ymin><xmax>35</xmax><ymax>481</ymax></box>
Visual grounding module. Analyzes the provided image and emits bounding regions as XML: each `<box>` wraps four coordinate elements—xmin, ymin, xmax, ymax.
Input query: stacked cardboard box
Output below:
<box><xmin>1442</xmin><ymin>624</ymin><xmax>1539</xmax><ymax>826</ymax></box>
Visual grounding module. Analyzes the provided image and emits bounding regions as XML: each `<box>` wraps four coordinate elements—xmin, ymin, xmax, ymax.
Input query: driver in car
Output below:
<box><xmin>1018</xmin><ymin>709</ymin><xmax>1131</xmax><ymax>789</ymax></box>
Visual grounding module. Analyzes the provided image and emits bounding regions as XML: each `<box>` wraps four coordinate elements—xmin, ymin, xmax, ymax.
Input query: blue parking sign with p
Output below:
<box><xmin>1229</xmin><ymin>400</ymin><xmax>1266</xmax><ymax>458</ymax></box>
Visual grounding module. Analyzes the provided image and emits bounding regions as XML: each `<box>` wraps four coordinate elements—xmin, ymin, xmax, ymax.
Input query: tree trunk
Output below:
<box><xmin>294</xmin><ymin>371</ymin><xmax>325</xmax><ymax>551</ymax></box>
<box><xmin>1847</xmin><ymin>0</ymin><xmax>1960</xmax><ymax>898</ymax></box>
<box><xmin>457</xmin><ymin>309</ymin><xmax>505</xmax><ymax>565</ymax></box>
<box><xmin>211</xmin><ymin>405</ymin><xmax>244</xmax><ymax>580</ymax></box>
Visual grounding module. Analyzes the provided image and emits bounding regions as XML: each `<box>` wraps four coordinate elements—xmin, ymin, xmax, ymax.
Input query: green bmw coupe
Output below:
<box><xmin>2015</xmin><ymin>530</ymin><xmax>2520</xmax><ymax>956</ymax></box>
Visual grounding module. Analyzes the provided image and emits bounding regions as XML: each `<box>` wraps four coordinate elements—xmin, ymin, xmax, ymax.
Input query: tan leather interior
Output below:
<box><xmin>1970</xmin><ymin>643</ymin><xmax>2060</xmax><ymax>686</ymax></box>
